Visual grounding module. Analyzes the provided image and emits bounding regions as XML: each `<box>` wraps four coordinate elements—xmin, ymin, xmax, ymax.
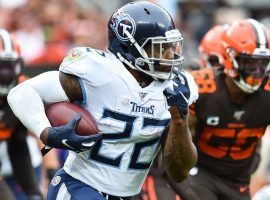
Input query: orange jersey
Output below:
<box><xmin>190</xmin><ymin>69</ymin><xmax>270</xmax><ymax>184</ymax></box>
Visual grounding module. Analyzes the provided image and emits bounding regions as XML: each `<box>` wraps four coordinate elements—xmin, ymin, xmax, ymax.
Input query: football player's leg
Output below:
<box><xmin>7</xmin><ymin>129</ymin><xmax>42</xmax><ymax>199</ymax></box>
<box><xmin>0</xmin><ymin>179</ymin><xmax>15</xmax><ymax>200</ymax></box>
<box><xmin>153</xmin><ymin>175</ymin><xmax>177</xmax><ymax>199</ymax></box>
<box><xmin>47</xmin><ymin>169</ymin><xmax>106</xmax><ymax>200</ymax></box>
<box><xmin>138</xmin><ymin>175</ymin><xmax>177</xmax><ymax>200</ymax></box>
<box><xmin>165</xmin><ymin>167</ymin><xmax>218</xmax><ymax>200</ymax></box>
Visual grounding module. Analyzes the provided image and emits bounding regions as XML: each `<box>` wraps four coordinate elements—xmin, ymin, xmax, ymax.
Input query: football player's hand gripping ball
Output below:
<box><xmin>47</xmin><ymin>114</ymin><xmax>102</xmax><ymax>152</ymax></box>
<box><xmin>163</xmin><ymin>70</ymin><xmax>190</xmax><ymax>118</ymax></box>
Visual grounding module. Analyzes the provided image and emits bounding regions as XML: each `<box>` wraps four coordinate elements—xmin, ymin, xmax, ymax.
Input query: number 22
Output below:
<box><xmin>89</xmin><ymin>109</ymin><xmax>170</xmax><ymax>170</ymax></box>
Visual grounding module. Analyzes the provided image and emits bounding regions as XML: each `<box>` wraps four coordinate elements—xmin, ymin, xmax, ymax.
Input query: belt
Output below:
<box><xmin>101</xmin><ymin>192</ymin><xmax>132</xmax><ymax>200</ymax></box>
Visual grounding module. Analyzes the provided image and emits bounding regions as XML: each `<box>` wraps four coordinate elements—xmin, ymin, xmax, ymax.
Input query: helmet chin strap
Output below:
<box><xmin>116</xmin><ymin>52</ymin><xmax>136</xmax><ymax>70</ymax></box>
<box><xmin>124</xmin><ymin>31</ymin><xmax>156</xmax><ymax>76</ymax></box>
<box><xmin>116</xmin><ymin>52</ymin><xmax>160</xmax><ymax>81</ymax></box>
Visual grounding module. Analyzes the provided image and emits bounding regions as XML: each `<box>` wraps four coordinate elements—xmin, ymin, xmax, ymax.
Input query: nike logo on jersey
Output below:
<box><xmin>62</xmin><ymin>139</ymin><xmax>75</xmax><ymax>150</ymax></box>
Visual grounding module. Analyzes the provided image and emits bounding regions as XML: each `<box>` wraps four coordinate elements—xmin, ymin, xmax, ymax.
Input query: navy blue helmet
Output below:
<box><xmin>108</xmin><ymin>1</ymin><xmax>184</xmax><ymax>80</ymax></box>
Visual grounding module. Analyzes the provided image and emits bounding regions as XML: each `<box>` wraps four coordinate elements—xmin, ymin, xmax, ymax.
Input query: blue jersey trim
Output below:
<box><xmin>78</xmin><ymin>78</ymin><xmax>87</xmax><ymax>108</ymax></box>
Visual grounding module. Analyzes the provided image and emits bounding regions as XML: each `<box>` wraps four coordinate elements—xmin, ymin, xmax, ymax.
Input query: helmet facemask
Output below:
<box><xmin>0</xmin><ymin>58</ymin><xmax>22</xmax><ymax>96</ymax></box>
<box><xmin>117</xmin><ymin>29</ymin><xmax>184</xmax><ymax>80</ymax></box>
<box><xmin>0</xmin><ymin>29</ymin><xmax>23</xmax><ymax>96</ymax></box>
<box><xmin>229</xmin><ymin>50</ymin><xmax>270</xmax><ymax>93</ymax></box>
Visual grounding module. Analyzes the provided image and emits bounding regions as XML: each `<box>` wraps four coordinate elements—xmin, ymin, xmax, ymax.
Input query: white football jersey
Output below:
<box><xmin>59</xmin><ymin>47</ymin><xmax>198</xmax><ymax>196</ymax></box>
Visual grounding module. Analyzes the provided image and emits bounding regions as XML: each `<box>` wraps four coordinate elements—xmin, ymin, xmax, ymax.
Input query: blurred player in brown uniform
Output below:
<box><xmin>0</xmin><ymin>29</ymin><xmax>43</xmax><ymax>200</ymax></box>
<box><xmin>165</xmin><ymin>18</ymin><xmax>270</xmax><ymax>200</ymax></box>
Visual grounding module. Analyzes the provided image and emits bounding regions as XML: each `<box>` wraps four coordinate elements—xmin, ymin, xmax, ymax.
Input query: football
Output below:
<box><xmin>45</xmin><ymin>102</ymin><xmax>98</xmax><ymax>136</ymax></box>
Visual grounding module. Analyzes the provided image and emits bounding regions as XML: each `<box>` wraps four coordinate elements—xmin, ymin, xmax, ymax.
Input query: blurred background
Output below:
<box><xmin>0</xmin><ymin>0</ymin><xmax>269</xmax><ymax>198</ymax></box>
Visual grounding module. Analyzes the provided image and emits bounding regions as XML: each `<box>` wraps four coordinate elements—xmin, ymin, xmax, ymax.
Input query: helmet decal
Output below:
<box><xmin>110</xmin><ymin>11</ymin><xmax>136</xmax><ymax>41</ymax></box>
<box><xmin>248</xmin><ymin>18</ymin><xmax>268</xmax><ymax>50</ymax></box>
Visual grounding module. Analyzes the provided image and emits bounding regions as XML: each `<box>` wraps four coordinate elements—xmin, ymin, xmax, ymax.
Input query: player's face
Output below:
<box><xmin>145</xmin><ymin>42</ymin><xmax>180</xmax><ymax>73</ymax></box>
<box><xmin>0</xmin><ymin>59</ymin><xmax>21</xmax><ymax>85</ymax></box>
<box><xmin>236</xmin><ymin>54</ymin><xmax>270</xmax><ymax>87</ymax></box>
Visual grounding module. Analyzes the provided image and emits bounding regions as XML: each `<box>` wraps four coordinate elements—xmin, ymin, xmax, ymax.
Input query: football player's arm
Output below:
<box><xmin>7</xmin><ymin>71</ymin><xmax>80</xmax><ymax>143</ymax></box>
<box><xmin>40</xmin><ymin>72</ymin><xmax>83</xmax><ymax>144</ymax></box>
<box><xmin>161</xmin><ymin>107</ymin><xmax>197</xmax><ymax>182</ymax></box>
<box><xmin>188</xmin><ymin>107</ymin><xmax>198</xmax><ymax>137</ymax></box>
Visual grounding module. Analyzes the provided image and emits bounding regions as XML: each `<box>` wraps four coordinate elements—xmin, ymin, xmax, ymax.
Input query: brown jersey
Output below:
<box><xmin>0</xmin><ymin>97</ymin><xmax>26</xmax><ymax>140</ymax></box>
<box><xmin>0</xmin><ymin>75</ymin><xmax>27</xmax><ymax>140</ymax></box>
<box><xmin>190</xmin><ymin>69</ymin><xmax>270</xmax><ymax>184</ymax></box>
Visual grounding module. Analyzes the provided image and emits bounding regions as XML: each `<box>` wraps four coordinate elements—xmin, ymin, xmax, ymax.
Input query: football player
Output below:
<box><xmin>0</xmin><ymin>29</ymin><xmax>43</xmax><ymax>200</ymax></box>
<box><xmin>7</xmin><ymin>1</ymin><xmax>198</xmax><ymax>200</ymax></box>
<box><xmin>165</xmin><ymin>19</ymin><xmax>270</xmax><ymax>200</ymax></box>
<box><xmin>198</xmin><ymin>24</ymin><xmax>228</xmax><ymax>69</ymax></box>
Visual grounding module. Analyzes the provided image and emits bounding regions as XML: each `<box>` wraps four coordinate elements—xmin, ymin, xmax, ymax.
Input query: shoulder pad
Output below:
<box><xmin>61</xmin><ymin>47</ymin><xmax>88</xmax><ymax>66</ymax></box>
<box><xmin>59</xmin><ymin>47</ymin><xmax>117</xmax><ymax>86</ymax></box>
<box><xmin>191</xmin><ymin>69</ymin><xmax>216</xmax><ymax>94</ymax></box>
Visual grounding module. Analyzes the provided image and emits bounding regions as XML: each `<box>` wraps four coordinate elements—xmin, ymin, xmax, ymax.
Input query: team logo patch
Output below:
<box><xmin>51</xmin><ymin>176</ymin><xmax>61</xmax><ymax>186</ymax></box>
<box><xmin>67</xmin><ymin>48</ymin><xmax>83</xmax><ymax>61</ymax></box>
<box><xmin>110</xmin><ymin>11</ymin><xmax>136</xmax><ymax>41</ymax></box>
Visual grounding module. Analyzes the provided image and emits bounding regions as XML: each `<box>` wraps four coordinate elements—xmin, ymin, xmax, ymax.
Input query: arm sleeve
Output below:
<box><xmin>7</xmin><ymin>71</ymin><xmax>69</xmax><ymax>137</ymax></box>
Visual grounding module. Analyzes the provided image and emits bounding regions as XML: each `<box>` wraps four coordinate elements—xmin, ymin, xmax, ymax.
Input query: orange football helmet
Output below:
<box><xmin>199</xmin><ymin>25</ymin><xmax>228</xmax><ymax>69</ymax></box>
<box><xmin>0</xmin><ymin>29</ymin><xmax>23</xmax><ymax>96</ymax></box>
<box><xmin>222</xmin><ymin>19</ymin><xmax>270</xmax><ymax>93</ymax></box>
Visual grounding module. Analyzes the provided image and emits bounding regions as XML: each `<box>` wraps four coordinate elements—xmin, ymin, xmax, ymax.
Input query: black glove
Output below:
<box><xmin>163</xmin><ymin>69</ymin><xmax>190</xmax><ymax>118</ymax></box>
<box><xmin>47</xmin><ymin>114</ymin><xmax>102</xmax><ymax>152</ymax></box>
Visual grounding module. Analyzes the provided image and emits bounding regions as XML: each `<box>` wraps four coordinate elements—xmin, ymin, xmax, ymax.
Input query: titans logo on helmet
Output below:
<box><xmin>110</xmin><ymin>11</ymin><xmax>136</xmax><ymax>41</ymax></box>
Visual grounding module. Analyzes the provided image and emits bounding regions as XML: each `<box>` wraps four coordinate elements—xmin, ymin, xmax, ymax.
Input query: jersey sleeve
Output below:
<box><xmin>191</xmin><ymin>68</ymin><xmax>217</xmax><ymax>94</ymax></box>
<box><xmin>59</xmin><ymin>47</ymin><xmax>112</xmax><ymax>87</ymax></box>
<box><xmin>184</xmin><ymin>70</ymin><xmax>199</xmax><ymax>106</ymax></box>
